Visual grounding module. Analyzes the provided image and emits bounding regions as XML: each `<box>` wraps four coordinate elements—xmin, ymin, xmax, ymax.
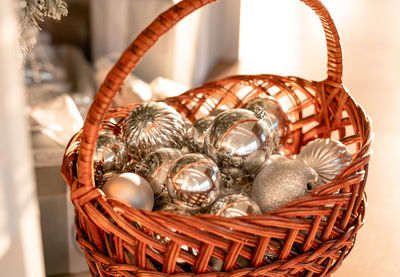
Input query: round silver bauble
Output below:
<box><xmin>298</xmin><ymin>138</ymin><xmax>352</xmax><ymax>185</ymax></box>
<box><xmin>251</xmin><ymin>155</ymin><xmax>319</xmax><ymax>213</ymax></box>
<box><xmin>204</xmin><ymin>109</ymin><xmax>273</xmax><ymax>178</ymax></box>
<box><xmin>138</xmin><ymin>148</ymin><xmax>182</xmax><ymax>197</ymax></box>
<box><xmin>210</xmin><ymin>194</ymin><xmax>261</xmax><ymax>217</ymax></box>
<box><xmin>243</xmin><ymin>96</ymin><xmax>289</xmax><ymax>151</ymax></box>
<box><xmin>122</xmin><ymin>101</ymin><xmax>185</xmax><ymax>160</ymax></box>
<box><xmin>102</xmin><ymin>173</ymin><xmax>154</xmax><ymax>211</ymax></box>
<box><xmin>167</xmin><ymin>153</ymin><xmax>222</xmax><ymax>210</ymax></box>
<box><xmin>186</xmin><ymin>115</ymin><xmax>215</xmax><ymax>153</ymax></box>
<box><xmin>94</xmin><ymin>129</ymin><xmax>128</xmax><ymax>188</ymax></box>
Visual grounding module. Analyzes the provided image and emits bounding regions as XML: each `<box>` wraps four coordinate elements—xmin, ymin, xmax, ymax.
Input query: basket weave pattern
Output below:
<box><xmin>61</xmin><ymin>0</ymin><xmax>373</xmax><ymax>276</ymax></box>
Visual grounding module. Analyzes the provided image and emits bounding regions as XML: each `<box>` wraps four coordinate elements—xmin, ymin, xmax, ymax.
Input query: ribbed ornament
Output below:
<box><xmin>298</xmin><ymin>138</ymin><xmax>352</xmax><ymax>185</ymax></box>
<box><xmin>122</xmin><ymin>102</ymin><xmax>185</xmax><ymax>160</ymax></box>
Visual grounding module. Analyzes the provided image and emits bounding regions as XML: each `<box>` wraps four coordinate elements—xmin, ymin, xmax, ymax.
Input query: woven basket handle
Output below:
<box><xmin>77</xmin><ymin>0</ymin><xmax>343</xmax><ymax>188</ymax></box>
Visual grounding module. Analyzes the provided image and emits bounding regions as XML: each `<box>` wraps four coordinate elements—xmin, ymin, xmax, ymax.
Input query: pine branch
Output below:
<box><xmin>18</xmin><ymin>0</ymin><xmax>68</xmax><ymax>62</ymax></box>
<box><xmin>45</xmin><ymin>0</ymin><xmax>68</xmax><ymax>20</ymax></box>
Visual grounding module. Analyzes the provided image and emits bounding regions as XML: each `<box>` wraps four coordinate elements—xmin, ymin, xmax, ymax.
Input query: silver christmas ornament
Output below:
<box><xmin>182</xmin><ymin>117</ymin><xmax>193</xmax><ymax>144</ymax></box>
<box><xmin>209</xmin><ymin>253</ymin><xmax>249</xmax><ymax>272</ymax></box>
<box><xmin>220</xmin><ymin>174</ymin><xmax>254</xmax><ymax>196</ymax></box>
<box><xmin>183</xmin><ymin>117</ymin><xmax>193</xmax><ymax>132</ymax></box>
<box><xmin>153</xmin><ymin>203</ymin><xmax>192</xmax><ymax>244</ymax></box>
<box><xmin>204</xmin><ymin>109</ymin><xmax>273</xmax><ymax>178</ymax></box>
<box><xmin>138</xmin><ymin>148</ymin><xmax>182</xmax><ymax>197</ymax></box>
<box><xmin>298</xmin><ymin>138</ymin><xmax>352</xmax><ymax>185</ymax></box>
<box><xmin>220</xmin><ymin>174</ymin><xmax>239</xmax><ymax>195</ymax></box>
<box><xmin>209</xmin><ymin>257</ymin><xmax>223</xmax><ymax>272</ymax></box>
<box><xmin>251</xmin><ymin>155</ymin><xmax>319</xmax><ymax>213</ymax></box>
<box><xmin>239</xmin><ymin>175</ymin><xmax>255</xmax><ymax>196</ymax></box>
<box><xmin>186</xmin><ymin>115</ymin><xmax>215</xmax><ymax>153</ymax></box>
<box><xmin>94</xmin><ymin>129</ymin><xmax>128</xmax><ymax>188</ymax></box>
<box><xmin>157</xmin><ymin>203</ymin><xmax>194</xmax><ymax>215</ymax></box>
<box><xmin>167</xmin><ymin>153</ymin><xmax>222</xmax><ymax>210</ymax></box>
<box><xmin>102</xmin><ymin>173</ymin><xmax>154</xmax><ymax>211</ymax></box>
<box><xmin>243</xmin><ymin>96</ymin><xmax>289</xmax><ymax>152</ymax></box>
<box><xmin>122</xmin><ymin>102</ymin><xmax>185</xmax><ymax>160</ymax></box>
<box><xmin>180</xmin><ymin>146</ymin><xmax>191</xmax><ymax>155</ymax></box>
<box><xmin>209</xmin><ymin>109</ymin><xmax>227</xmax><ymax>116</ymax></box>
<box><xmin>210</xmin><ymin>194</ymin><xmax>261</xmax><ymax>217</ymax></box>
<box><xmin>264</xmin><ymin>240</ymin><xmax>280</xmax><ymax>261</ymax></box>
<box><xmin>154</xmin><ymin>203</ymin><xmax>198</xmax><ymax>262</ymax></box>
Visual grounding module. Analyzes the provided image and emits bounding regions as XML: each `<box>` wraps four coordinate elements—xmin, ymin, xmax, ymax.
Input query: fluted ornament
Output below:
<box><xmin>298</xmin><ymin>138</ymin><xmax>352</xmax><ymax>185</ymax></box>
<box><xmin>122</xmin><ymin>102</ymin><xmax>185</xmax><ymax>160</ymax></box>
<box><xmin>251</xmin><ymin>156</ymin><xmax>319</xmax><ymax>213</ymax></box>
<box><xmin>167</xmin><ymin>153</ymin><xmax>221</xmax><ymax>210</ymax></box>
<box><xmin>204</xmin><ymin>109</ymin><xmax>273</xmax><ymax>178</ymax></box>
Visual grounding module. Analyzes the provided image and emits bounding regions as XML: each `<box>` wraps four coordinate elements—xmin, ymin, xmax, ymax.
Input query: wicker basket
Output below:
<box><xmin>61</xmin><ymin>0</ymin><xmax>373</xmax><ymax>276</ymax></box>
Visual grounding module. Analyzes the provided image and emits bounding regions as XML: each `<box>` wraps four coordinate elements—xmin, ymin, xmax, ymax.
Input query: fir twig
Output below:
<box><xmin>18</xmin><ymin>0</ymin><xmax>68</xmax><ymax>62</ymax></box>
<box><xmin>44</xmin><ymin>0</ymin><xmax>68</xmax><ymax>20</ymax></box>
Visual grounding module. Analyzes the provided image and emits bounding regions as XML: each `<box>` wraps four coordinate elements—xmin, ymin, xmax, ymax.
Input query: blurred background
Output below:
<box><xmin>0</xmin><ymin>0</ymin><xmax>398</xmax><ymax>276</ymax></box>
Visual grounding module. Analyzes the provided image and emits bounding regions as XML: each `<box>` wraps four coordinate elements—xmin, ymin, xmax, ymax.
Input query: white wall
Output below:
<box><xmin>0</xmin><ymin>0</ymin><xmax>45</xmax><ymax>276</ymax></box>
<box><xmin>239</xmin><ymin>1</ymin><xmax>400</xmax><ymax>276</ymax></box>
<box><xmin>91</xmin><ymin>0</ymin><xmax>240</xmax><ymax>87</ymax></box>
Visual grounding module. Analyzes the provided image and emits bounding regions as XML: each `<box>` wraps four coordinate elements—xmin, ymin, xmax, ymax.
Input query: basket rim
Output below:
<box><xmin>61</xmin><ymin>73</ymin><xmax>373</xmax><ymax>275</ymax></box>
